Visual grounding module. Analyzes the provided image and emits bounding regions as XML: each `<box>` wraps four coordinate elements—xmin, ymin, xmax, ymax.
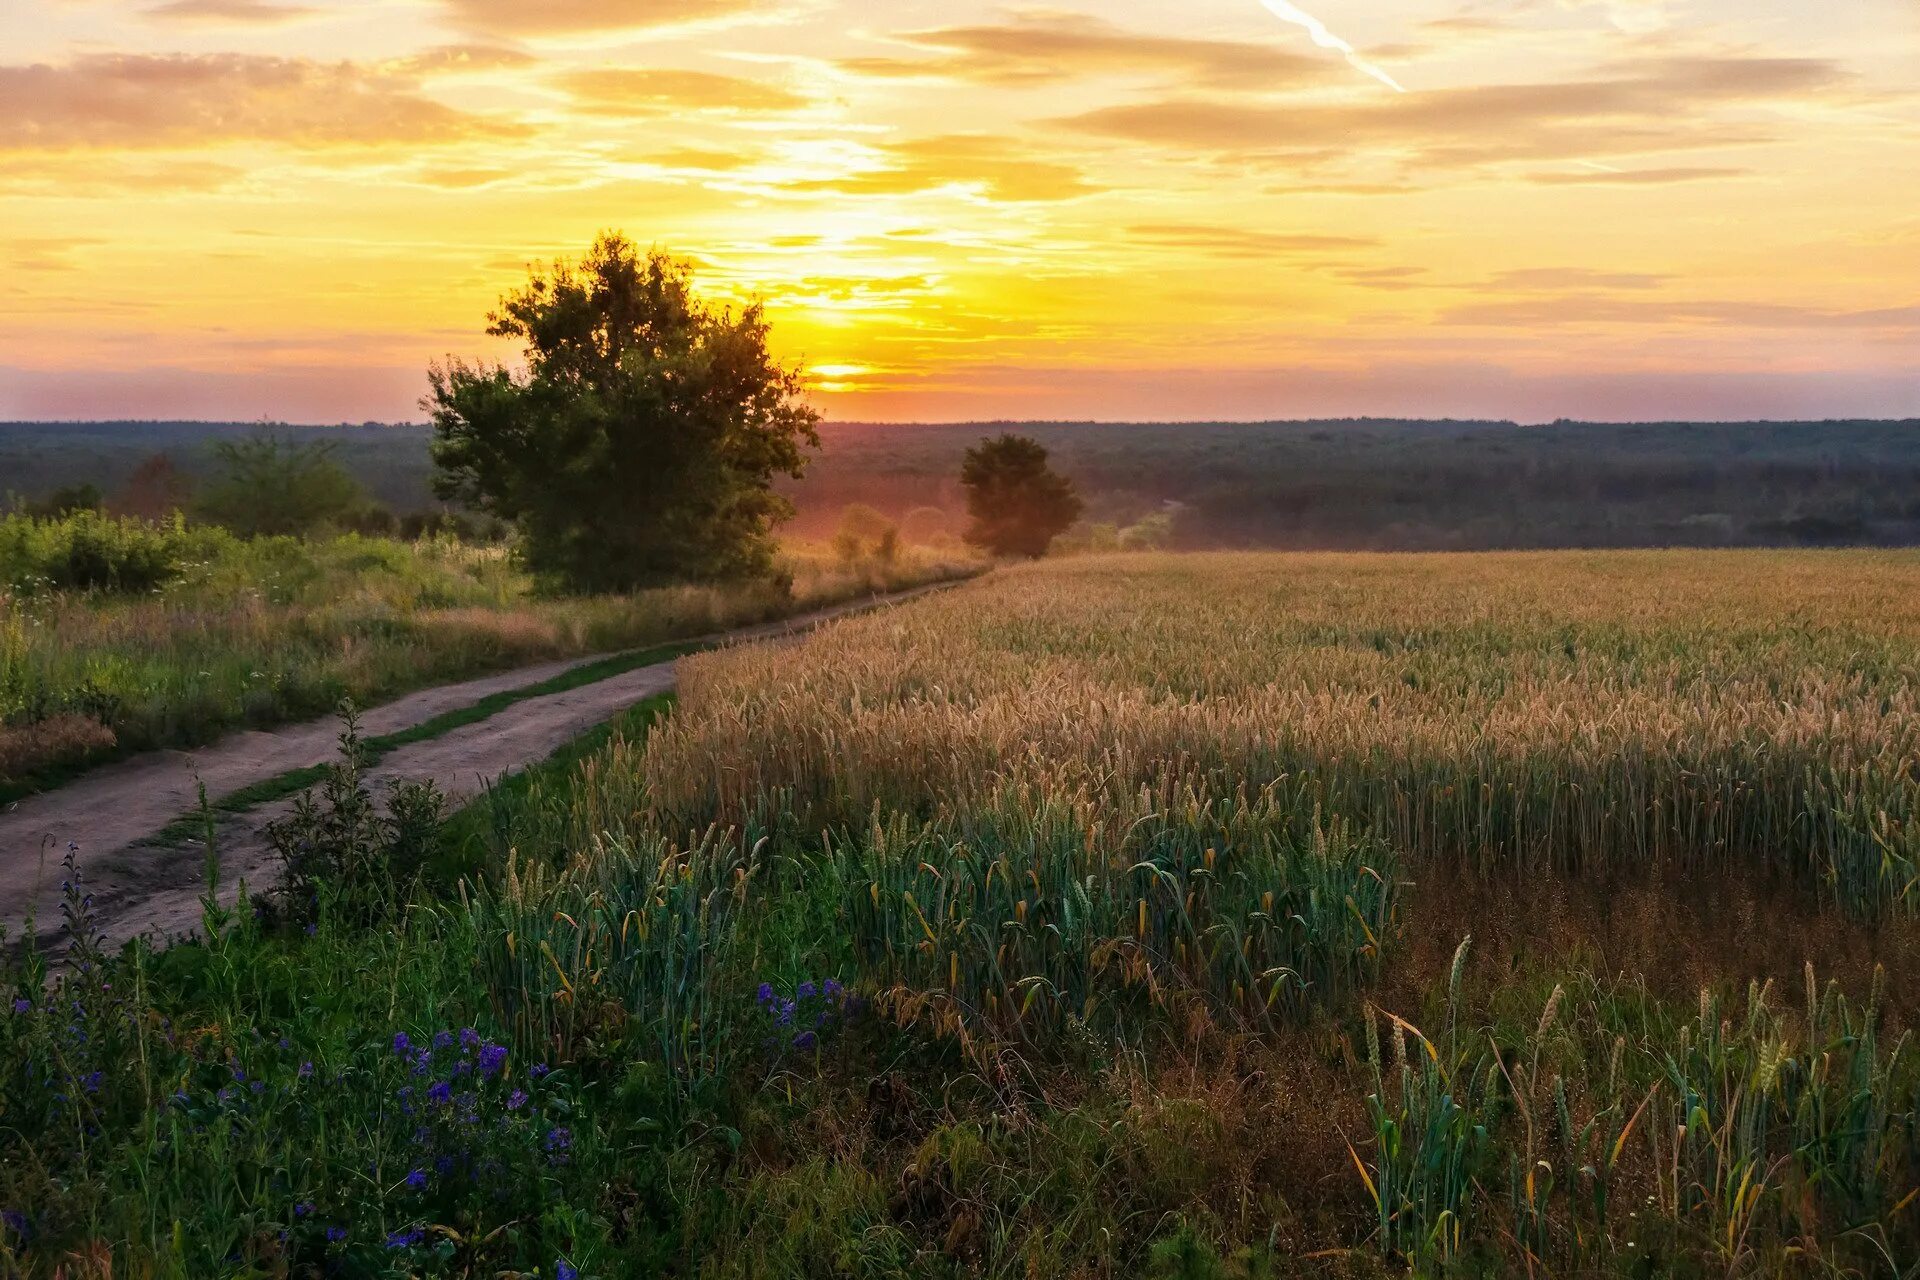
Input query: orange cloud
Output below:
<box><xmin>1523</xmin><ymin>166</ymin><xmax>1749</xmax><ymax>185</ymax></box>
<box><xmin>0</xmin><ymin>53</ymin><xmax>530</xmax><ymax>150</ymax></box>
<box><xmin>1060</xmin><ymin>55</ymin><xmax>1851</xmax><ymax>167</ymax></box>
<box><xmin>840</xmin><ymin>13</ymin><xmax>1331</xmax><ymax>89</ymax></box>
<box><xmin>1442</xmin><ymin>296</ymin><xmax>1920</xmax><ymax>329</ymax></box>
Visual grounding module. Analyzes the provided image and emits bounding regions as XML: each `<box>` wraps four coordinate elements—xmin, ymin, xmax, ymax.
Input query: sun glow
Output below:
<box><xmin>1</xmin><ymin>0</ymin><xmax>1917</xmax><ymax>421</ymax></box>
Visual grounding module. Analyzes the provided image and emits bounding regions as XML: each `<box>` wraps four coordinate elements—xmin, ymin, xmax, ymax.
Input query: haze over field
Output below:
<box><xmin>4</xmin><ymin>0</ymin><xmax>1918</xmax><ymax>423</ymax></box>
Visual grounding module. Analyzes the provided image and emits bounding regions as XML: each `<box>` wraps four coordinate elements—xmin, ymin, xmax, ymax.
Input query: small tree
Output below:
<box><xmin>109</xmin><ymin>453</ymin><xmax>192</xmax><ymax>521</ymax></box>
<box><xmin>832</xmin><ymin>503</ymin><xmax>899</xmax><ymax>564</ymax></box>
<box><xmin>196</xmin><ymin>435</ymin><xmax>364</xmax><ymax>536</ymax></box>
<box><xmin>425</xmin><ymin>232</ymin><xmax>820</xmax><ymax>593</ymax></box>
<box><xmin>959</xmin><ymin>434</ymin><xmax>1082</xmax><ymax>558</ymax></box>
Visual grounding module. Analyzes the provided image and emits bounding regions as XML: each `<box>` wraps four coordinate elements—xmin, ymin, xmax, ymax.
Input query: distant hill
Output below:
<box><xmin>5</xmin><ymin>418</ymin><xmax>1919</xmax><ymax>550</ymax></box>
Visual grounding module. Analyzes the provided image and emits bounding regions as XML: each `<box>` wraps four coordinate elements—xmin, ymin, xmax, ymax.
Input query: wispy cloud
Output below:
<box><xmin>837</xmin><ymin>14</ymin><xmax>1329</xmax><ymax>90</ymax></box>
<box><xmin>1255</xmin><ymin>0</ymin><xmax>1406</xmax><ymax>92</ymax></box>
<box><xmin>0</xmin><ymin>53</ymin><xmax>531</xmax><ymax>150</ymax></box>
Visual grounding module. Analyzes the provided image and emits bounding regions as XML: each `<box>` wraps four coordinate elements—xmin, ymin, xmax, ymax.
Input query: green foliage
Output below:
<box><xmin>196</xmin><ymin>434</ymin><xmax>366</xmax><ymax>536</ymax></box>
<box><xmin>1358</xmin><ymin>939</ymin><xmax>1498</xmax><ymax>1266</ymax></box>
<box><xmin>959</xmin><ymin>433</ymin><xmax>1083</xmax><ymax>558</ymax></box>
<box><xmin>262</xmin><ymin>707</ymin><xmax>445</xmax><ymax>927</ymax></box>
<box><xmin>27</xmin><ymin>483</ymin><xmax>104</xmax><ymax>518</ymax></box>
<box><xmin>0</xmin><ymin>510</ymin><xmax>215</xmax><ymax>594</ymax></box>
<box><xmin>427</xmin><ymin>232</ymin><xmax>821</xmax><ymax>592</ymax></box>
<box><xmin>840</xmin><ymin>800</ymin><xmax>1396</xmax><ymax>1049</ymax></box>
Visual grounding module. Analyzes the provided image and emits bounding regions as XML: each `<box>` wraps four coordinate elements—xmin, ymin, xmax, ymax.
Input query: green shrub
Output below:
<box><xmin>0</xmin><ymin>511</ymin><xmax>224</xmax><ymax>594</ymax></box>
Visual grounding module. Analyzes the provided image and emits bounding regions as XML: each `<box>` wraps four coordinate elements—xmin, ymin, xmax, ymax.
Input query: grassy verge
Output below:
<box><xmin>1</xmin><ymin>526</ymin><xmax>984</xmax><ymax>805</ymax></box>
<box><xmin>137</xmin><ymin>576</ymin><xmax>963</xmax><ymax>848</ymax></box>
<box><xmin>427</xmin><ymin>693</ymin><xmax>675</xmax><ymax>884</ymax></box>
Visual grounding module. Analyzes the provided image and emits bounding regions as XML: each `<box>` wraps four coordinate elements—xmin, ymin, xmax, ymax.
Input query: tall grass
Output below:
<box><xmin>11</xmin><ymin>549</ymin><xmax>1920</xmax><ymax>1276</ymax></box>
<box><xmin>644</xmin><ymin>550</ymin><xmax>1920</xmax><ymax>917</ymax></box>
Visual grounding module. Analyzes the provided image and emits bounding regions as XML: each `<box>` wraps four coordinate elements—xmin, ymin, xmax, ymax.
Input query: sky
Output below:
<box><xmin>3</xmin><ymin>0</ymin><xmax>1918</xmax><ymax>424</ymax></box>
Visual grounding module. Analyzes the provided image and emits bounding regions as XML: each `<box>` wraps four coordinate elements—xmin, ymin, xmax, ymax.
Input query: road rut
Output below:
<box><xmin>1</xmin><ymin>582</ymin><xmax>961</xmax><ymax>946</ymax></box>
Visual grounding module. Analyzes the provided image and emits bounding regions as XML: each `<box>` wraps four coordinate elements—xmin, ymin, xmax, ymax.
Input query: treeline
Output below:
<box><xmin>7</xmin><ymin>417</ymin><xmax>1920</xmax><ymax>551</ymax></box>
<box><xmin>3</xmin><ymin>425</ymin><xmax>498</xmax><ymax>542</ymax></box>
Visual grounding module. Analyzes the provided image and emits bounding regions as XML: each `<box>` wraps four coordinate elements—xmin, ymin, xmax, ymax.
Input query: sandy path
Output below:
<box><xmin>1</xmin><ymin>581</ymin><xmax>962</xmax><ymax>946</ymax></box>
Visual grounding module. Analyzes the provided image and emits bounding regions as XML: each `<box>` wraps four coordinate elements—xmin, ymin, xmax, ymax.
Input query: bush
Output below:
<box><xmin>0</xmin><ymin>511</ymin><xmax>213</xmax><ymax>594</ymax></box>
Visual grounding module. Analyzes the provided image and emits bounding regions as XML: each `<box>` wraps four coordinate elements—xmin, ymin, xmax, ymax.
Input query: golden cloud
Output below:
<box><xmin>1125</xmin><ymin>224</ymin><xmax>1379</xmax><ymax>254</ymax></box>
<box><xmin>144</xmin><ymin>0</ymin><xmax>318</xmax><ymax>25</ymax></box>
<box><xmin>440</xmin><ymin>0</ymin><xmax>756</xmax><ymax>37</ymax></box>
<box><xmin>559</xmin><ymin>67</ymin><xmax>807</xmax><ymax>115</ymax></box>
<box><xmin>0</xmin><ymin>53</ymin><xmax>531</xmax><ymax>150</ymax></box>
<box><xmin>783</xmin><ymin>135</ymin><xmax>1095</xmax><ymax>203</ymax></box>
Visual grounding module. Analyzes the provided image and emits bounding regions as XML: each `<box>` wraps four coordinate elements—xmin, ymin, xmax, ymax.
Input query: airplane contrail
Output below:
<box><xmin>1256</xmin><ymin>0</ymin><xmax>1407</xmax><ymax>93</ymax></box>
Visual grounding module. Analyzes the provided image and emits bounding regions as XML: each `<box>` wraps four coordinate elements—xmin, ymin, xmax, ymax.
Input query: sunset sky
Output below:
<box><xmin>4</xmin><ymin>0</ymin><xmax>1918</xmax><ymax>423</ymax></box>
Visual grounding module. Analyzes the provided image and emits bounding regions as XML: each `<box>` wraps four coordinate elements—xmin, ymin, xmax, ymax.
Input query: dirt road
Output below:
<box><xmin>1</xmin><ymin>582</ymin><xmax>962</xmax><ymax>946</ymax></box>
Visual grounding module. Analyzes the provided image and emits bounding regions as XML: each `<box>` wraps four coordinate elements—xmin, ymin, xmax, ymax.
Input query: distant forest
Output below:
<box><xmin>4</xmin><ymin>418</ymin><xmax>1918</xmax><ymax>550</ymax></box>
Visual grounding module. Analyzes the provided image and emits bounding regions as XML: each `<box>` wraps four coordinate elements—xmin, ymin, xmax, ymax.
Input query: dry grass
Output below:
<box><xmin>0</xmin><ymin>713</ymin><xmax>115</xmax><ymax>779</ymax></box>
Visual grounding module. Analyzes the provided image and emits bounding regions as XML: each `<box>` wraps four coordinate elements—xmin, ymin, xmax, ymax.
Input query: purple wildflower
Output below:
<box><xmin>325</xmin><ymin>1226</ymin><xmax>347</xmax><ymax>1244</ymax></box>
<box><xmin>298</xmin><ymin>1061</ymin><xmax>314</xmax><ymax>1079</ymax></box>
<box><xmin>392</xmin><ymin>1032</ymin><xmax>412</xmax><ymax>1055</ymax></box>
<box><xmin>433</xmin><ymin>1030</ymin><xmax>454</xmax><ymax>1050</ymax></box>
<box><xmin>507</xmin><ymin>1089</ymin><xmax>528</xmax><ymax>1110</ymax></box>
<box><xmin>478</xmin><ymin>1043</ymin><xmax>507</xmax><ymax>1077</ymax></box>
<box><xmin>793</xmin><ymin>1030</ymin><xmax>817</xmax><ymax>1050</ymax></box>
<box><xmin>529</xmin><ymin>1063</ymin><xmax>549</xmax><ymax>1079</ymax></box>
<box><xmin>294</xmin><ymin>1202</ymin><xmax>313</xmax><ymax>1218</ymax></box>
<box><xmin>428</xmin><ymin>1080</ymin><xmax>452</xmax><ymax>1105</ymax></box>
<box><xmin>459</xmin><ymin>1027</ymin><xmax>480</xmax><ymax>1050</ymax></box>
<box><xmin>544</xmin><ymin>1126</ymin><xmax>572</xmax><ymax>1152</ymax></box>
<box><xmin>10</xmin><ymin>998</ymin><xmax>29</xmax><ymax>1014</ymax></box>
<box><xmin>404</xmin><ymin>1168</ymin><xmax>428</xmax><ymax>1191</ymax></box>
<box><xmin>797</xmin><ymin>980</ymin><xmax>818</xmax><ymax>1000</ymax></box>
<box><xmin>82</xmin><ymin>1070</ymin><xmax>104</xmax><ymax>1094</ymax></box>
<box><xmin>386</xmin><ymin>1227</ymin><xmax>424</xmax><ymax>1248</ymax></box>
<box><xmin>557</xmin><ymin>1261</ymin><xmax>579</xmax><ymax>1280</ymax></box>
<box><xmin>756</xmin><ymin>982</ymin><xmax>775</xmax><ymax>1005</ymax></box>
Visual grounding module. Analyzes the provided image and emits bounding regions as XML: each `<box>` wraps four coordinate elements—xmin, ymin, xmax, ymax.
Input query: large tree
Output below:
<box><xmin>425</xmin><ymin>233</ymin><xmax>820</xmax><ymax>592</ymax></box>
<box><xmin>959</xmin><ymin>433</ymin><xmax>1083</xmax><ymax>558</ymax></box>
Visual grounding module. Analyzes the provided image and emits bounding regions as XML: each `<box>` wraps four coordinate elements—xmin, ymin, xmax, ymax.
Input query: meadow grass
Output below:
<box><xmin>0</xmin><ymin>514</ymin><xmax>980</xmax><ymax>797</ymax></box>
<box><xmin>7</xmin><ymin>549</ymin><xmax>1920</xmax><ymax>1277</ymax></box>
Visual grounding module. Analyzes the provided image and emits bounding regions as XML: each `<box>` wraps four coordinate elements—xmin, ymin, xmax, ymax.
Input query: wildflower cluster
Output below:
<box><xmin>268</xmin><ymin>1026</ymin><xmax>569</xmax><ymax>1266</ymax></box>
<box><xmin>754</xmin><ymin>977</ymin><xmax>857</xmax><ymax>1053</ymax></box>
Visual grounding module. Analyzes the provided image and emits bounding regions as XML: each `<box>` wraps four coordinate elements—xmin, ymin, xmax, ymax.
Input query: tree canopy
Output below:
<box><xmin>425</xmin><ymin>232</ymin><xmax>820</xmax><ymax>593</ymax></box>
<box><xmin>196</xmin><ymin>435</ymin><xmax>363</xmax><ymax>536</ymax></box>
<box><xmin>959</xmin><ymin>433</ymin><xmax>1083</xmax><ymax>558</ymax></box>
